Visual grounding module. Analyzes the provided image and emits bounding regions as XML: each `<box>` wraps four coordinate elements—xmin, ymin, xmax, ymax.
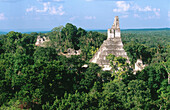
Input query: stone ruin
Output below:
<box><xmin>90</xmin><ymin>16</ymin><xmax>129</xmax><ymax>71</ymax></box>
<box><xmin>67</xmin><ymin>48</ymin><xmax>81</xmax><ymax>56</ymax></box>
<box><xmin>60</xmin><ymin>48</ymin><xmax>81</xmax><ymax>58</ymax></box>
<box><xmin>35</xmin><ymin>35</ymin><xmax>81</xmax><ymax>57</ymax></box>
<box><xmin>134</xmin><ymin>59</ymin><xmax>146</xmax><ymax>74</ymax></box>
<box><xmin>35</xmin><ymin>35</ymin><xmax>50</xmax><ymax>47</ymax></box>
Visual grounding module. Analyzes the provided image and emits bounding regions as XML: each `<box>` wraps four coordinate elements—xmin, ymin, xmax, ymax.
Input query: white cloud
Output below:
<box><xmin>134</xmin><ymin>14</ymin><xmax>140</xmax><ymax>18</ymax></box>
<box><xmin>113</xmin><ymin>1</ymin><xmax>130</xmax><ymax>12</ymax></box>
<box><xmin>142</xmin><ymin>6</ymin><xmax>152</xmax><ymax>11</ymax></box>
<box><xmin>132</xmin><ymin>5</ymin><xmax>160</xmax><ymax>18</ymax></box>
<box><xmin>37</xmin><ymin>0</ymin><xmax>63</xmax><ymax>2</ymax></box>
<box><xmin>121</xmin><ymin>15</ymin><xmax>128</xmax><ymax>18</ymax></box>
<box><xmin>49</xmin><ymin>5</ymin><xmax>65</xmax><ymax>15</ymax></box>
<box><xmin>154</xmin><ymin>11</ymin><xmax>160</xmax><ymax>17</ymax></box>
<box><xmin>86</xmin><ymin>0</ymin><xmax>93</xmax><ymax>1</ymax></box>
<box><xmin>0</xmin><ymin>13</ymin><xmax>5</xmax><ymax>20</ymax></box>
<box><xmin>69</xmin><ymin>16</ymin><xmax>78</xmax><ymax>21</ymax></box>
<box><xmin>113</xmin><ymin>1</ymin><xmax>161</xmax><ymax>19</ymax></box>
<box><xmin>53</xmin><ymin>0</ymin><xmax>63</xmax><ymax>1</ymax></box>
<box><xmin>85</xmin><ymin>0</ymin><xmax>115</xmax><ymax>1</ymax></box>
<box><xmin>153</xmin><ymin>8</ymin><xmax>160</xmax><ymax>17</ymax></box>
<box><xmin>36</xmin><ymin>2</ymin><xmax>50</xmax><ymax>13</ymax></box>
<box><xmin>26</xmin><ymin>6</ymin><xmax>35</xmax><ymax>12</ymax></box>
<box><xmin>36</xmin><ymin>0</ymin><xmax>44</xmax><ymax>1</ymax></box>
<box><xmin>85</xmin><ymin>16</ymin><xmax>96</xmax><ymax>20</ymax></box>
<box><xmin>133</xmin><ymin>5</ymin><xmax>152</xmax><ymax>12</ymax></box>
<box><xmin>26</xmin><ymin>2</ymin><xmax>65</xmax><ymax>16</ymax></box>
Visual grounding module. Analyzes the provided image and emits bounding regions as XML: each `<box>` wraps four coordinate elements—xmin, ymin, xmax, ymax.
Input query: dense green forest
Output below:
<box><xmin>0</xmin><ymin>23</ymin><xmax>169</xmax><ymax>109</ymax></box>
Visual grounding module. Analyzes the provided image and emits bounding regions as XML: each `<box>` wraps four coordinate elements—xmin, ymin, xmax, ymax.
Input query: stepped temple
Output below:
<box><xmin>90</xmin><ymin>16</ymin><xmax>129</xmax><ymax>71</ymax></box>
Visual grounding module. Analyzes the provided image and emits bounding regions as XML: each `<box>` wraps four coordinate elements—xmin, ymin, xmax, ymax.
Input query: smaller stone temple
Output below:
<box><xmin>90</xmin><ymin>16</ymin><xmax>129</xmax><ymax>71</ymax></box>
<box><xmin>134</xmin><ymin>59</ymin><xmax>146</xmax><ymax>74</ymax></box>
<box><xmin>35</xmin><ymin>35</ymin><xmax>50</xmax><ymax>47</ymax></box>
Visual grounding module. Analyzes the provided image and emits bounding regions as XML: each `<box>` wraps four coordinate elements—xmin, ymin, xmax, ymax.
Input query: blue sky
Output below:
<box><xmin>0</xmin><ymin>0</ymin><xmax>169</xmax><ymax>31</ymax></box>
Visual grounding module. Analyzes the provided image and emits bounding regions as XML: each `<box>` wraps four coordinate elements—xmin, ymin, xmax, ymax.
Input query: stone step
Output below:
<box><xmin>103</xmin><ymin>45</ymin><xmax>124</xmax><ymax>49</ymax></box>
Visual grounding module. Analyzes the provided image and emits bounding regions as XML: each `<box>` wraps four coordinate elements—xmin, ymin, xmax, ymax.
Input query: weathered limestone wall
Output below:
<box><xmin>115</xmin><ymin>29</ymin><xmax>120</xmax><ymax>38</ymax></box>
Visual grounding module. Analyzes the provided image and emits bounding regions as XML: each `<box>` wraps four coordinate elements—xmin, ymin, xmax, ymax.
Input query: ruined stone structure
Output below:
<box><xmin>107</xmin><ymin>16</ymin><xmax>121</xmax><ymax>38</ymax></box>
<box><xmin>59</xmin><ymin>48</ymin><xmax>81</xmax><ymax>58</ymax></box>
<box><xmin>134</xmin><ymin>59</ymin><xmax>146</xmax><ymax>74</ymax></box>
<box><xmin>90</xmin><ymin>16</ymin><xmax>129</xmax><ymax>71</ymax></box>
<box><xmin>35</xmin><ymin>35</ymin><xmax>50</xmax><ymax>47</ymax></box>
<box><xmin>35</xmin><ymin>35</ymin><xmax>81</xmax><ymax>57</ymax></box>
<box><xmin>66</xmin><ymin>48</ymin><xmax>81</xmax><ymax>57</ymax></box>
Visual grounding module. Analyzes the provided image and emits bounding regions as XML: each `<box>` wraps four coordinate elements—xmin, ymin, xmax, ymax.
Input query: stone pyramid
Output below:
<box><xmin>90</xmin><ymin>16</ymin><xmax>129</xmax><ymax>71</ymax></box>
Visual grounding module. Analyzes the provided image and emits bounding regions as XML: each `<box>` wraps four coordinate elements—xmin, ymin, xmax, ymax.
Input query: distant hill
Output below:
<box><xmin>0</xmin><ymin>32</ymin><xmax>7</xmax><ymax>35</ymax></box>
<box><xmin>87</xmin><ymin>30</ymin><xmax>107</xmax><ymax>33</ymax></box>
<box><xmin>88</xmin><ymin>28</ymin><xmax>170</xmax><ymax>33</ymax></box>
<box><xmin>0</xmin><ymin>31</ymin><xmax>50</xmax><ymax>35</ymax></box>
<box><xmin>0</xmin><ymin>28</ymin><xmax>169</xmax><ymax>35</ymax></box>
<box><xmin>22</xmin><ymin>31</ymin><xmax>51</xmax><ymax>34</ymax></box>
<box><xmin>122</xmin><ymin>28</ymin><xmax>170</xmax><ymax>31</ymax></box>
